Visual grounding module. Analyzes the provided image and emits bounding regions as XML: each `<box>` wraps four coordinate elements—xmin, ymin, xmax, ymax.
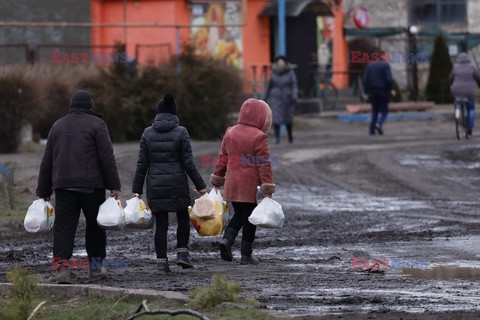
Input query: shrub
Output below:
<box><xmin>12</xmin><ymin>63</ymin><xmax>102</xmax><ymax>140</ymax></box>
<box><xmin>84</xmin><ymin>44</ymin><xmax>243</xmax><ymax>142</ymax></box>
<box><xmin>425</xmin><ymin>34</ymin><xmax>453</xmax><ymax>103</ymax></box>
<box><xmin>0</xmin><ymin>267</ymin><xmax>38</xmax><ymax>320</ymax></box>
<box><xmin>0</xmin><ymin>71</ymin><xmax>36</xmax><ymax>153</ymax></box>
<box><xmin>391</xmin><ymin>79</ymin><xmax>402</xmax><ymax>102</ymax></box>
<box><xmin>169</xmin><ymin>46</ymin><xmax>243</xmax><ymax>140</ymax></box>
<box><xmin>189</xmin><ymin>274</ymin><xmax>258</xmax><ymax>309</ymax></box>
<box><xmin>2</xmin><ymin>43</ymin><xmax>243</xmax><ymax>148</ymax></box>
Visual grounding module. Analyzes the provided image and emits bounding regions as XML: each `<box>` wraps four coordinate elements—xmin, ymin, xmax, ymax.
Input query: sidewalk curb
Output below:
<box><xmin>0</xmin><ymin>283</ymin><xmax>293</xmax><ymax>318</ymax></box>
<box><xmin>337</xmin><ymin>111</ymin><xmax>452</xmax><ymax>123</ymax></box>
<box><xmin>0</xmin><ymin>283</ymin><xmax>189</xmax><ymax>302</ymax></box>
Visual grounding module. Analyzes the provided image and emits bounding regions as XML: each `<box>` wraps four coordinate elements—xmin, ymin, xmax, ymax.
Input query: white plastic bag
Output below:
<box><xmin>24</xmin><ymin>199</ymin><xmax>55</xmax><ymax>233</ymax></box>
<box><xmin>209</xmin><ymin>188</ymin><xmax>228</xmax><ymax>221</ymax></box>
<box><xmin>97</xmin><ymin>197</ymin><xmax>125</xmax><ymax>230</ymax></box>
<box><xmin>124</xmin><ymin>195</ymin><xmax>154</xmax><ymax>229</ymax></box>
<box><xmin>209</xmin><ymin>188</ymin><xmax>223</xmax><ymax>205</ymax></box>
<box><xmin>248</xmin><ymin>197</ymin><xmax>284</xmax><ymax>229</ymax></box>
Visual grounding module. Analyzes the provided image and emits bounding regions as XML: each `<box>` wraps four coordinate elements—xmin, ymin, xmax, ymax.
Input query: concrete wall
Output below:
<box><xmin>0</xmin><ymin>0</ymin><xmax>91</xmax><ymax>64</ymax></box>
<box><xmin>343</xmin><ymin>0</ymin><xmax>408</xmax><ymax>29</ymax></box>
<box><xmin>344</xmin><ymin>0</ymin><xmax>410</xmax><ymax>90</ymax></box>
<box><xmin>468</xmin><ymin>0</ymin><xmax>480</xmax><ymax>33</ymax></box>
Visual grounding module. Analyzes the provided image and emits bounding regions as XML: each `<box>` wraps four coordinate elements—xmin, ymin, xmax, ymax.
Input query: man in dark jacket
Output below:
<box><xmin>36</xmin><ymin>90</ymin><xmax>121</xmax><ymax>284</ymax></box>
<box><xmin>363</xmin><ymin>56</ymin><xmax>393</xmax><ymax>135</ymax></box>
<box><xmin>450</xmin><ymin>52</ymin><xmax>480</xmax><ymax>135</ymax></box>
<box><xmin>132</xmin><ymin>94</ymin><xmax>206</xmax><ymax>274</ymax></box>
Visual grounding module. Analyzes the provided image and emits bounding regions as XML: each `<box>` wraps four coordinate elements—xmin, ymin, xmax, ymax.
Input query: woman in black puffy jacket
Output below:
<box><xmin>132</xmin><ymin>94</ymin><xmax>207</xmax><ymax>274</ymax></box>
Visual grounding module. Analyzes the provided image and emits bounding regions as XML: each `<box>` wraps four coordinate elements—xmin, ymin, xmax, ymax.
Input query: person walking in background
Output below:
<box><xmin>450</xmin><ymin>52</ymin><xmax>480</xmax><ymax>136</ymax></box>
<box><xmin>36</xmin><ymin>90</ymin><xmax>121</xmax><ymax>284</ymax></box>
<box><xmin>211</xmin><ymin>98</ymin><xmax>275</xmax><ymax>265</ymax></box>
<box><xmin>132</xmin><ymin>94</ymin><xmax>207</xmax><ymax>274</ymax></box>
<box><xmin>264</xmin><ymin>56</ymin><xmax>298</xmax><ymax>144</ymax></box>
<box><xmin>362</xmin><ymin>54</ymin><xmax>394</xmax><ymax>136</ymax></box>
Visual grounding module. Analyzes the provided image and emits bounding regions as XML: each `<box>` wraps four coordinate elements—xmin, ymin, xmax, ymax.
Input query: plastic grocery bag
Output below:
<box><xmin>124</xmin><ymin>195</ymin><xmax>155</xmax><ymax>229</ymax></box>
<box><xmin>189</xmin><ymin>189</ymin><xmax>228</xmax><ymax>236</ymax></box>
<box><xmin>248</xmin><ymin>197</ymin><xmax>284</xmax><ymax>229</ymax></box>
<box><xmin>24</xmin><ymin>199</ymin><xmax>55</xmax><ymax>233</ymax></box>
<box><xmin>97</xmin><ymin>197</ymin><xmax>125</xmax><ymax>230</ymax></box>
<box><xmin>190</xmin><ymin>193</ymin><xmax>216</xmax><ymax>219</ymax></box>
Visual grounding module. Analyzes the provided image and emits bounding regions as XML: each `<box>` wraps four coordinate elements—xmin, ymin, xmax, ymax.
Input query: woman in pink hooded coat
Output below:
<box><xmin>210</xmin><ymin>98</ymin><xmax>276</xmax><ymax>264</ymax></box>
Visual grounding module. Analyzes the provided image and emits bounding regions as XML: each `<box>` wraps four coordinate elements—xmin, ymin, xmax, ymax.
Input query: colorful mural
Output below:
<box><xmin>191</xmin><ymin>1</ymin><xmax>243</xmax><ymax>68</ymax></box>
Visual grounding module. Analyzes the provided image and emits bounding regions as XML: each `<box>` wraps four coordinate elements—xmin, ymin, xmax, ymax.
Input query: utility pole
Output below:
<box><xmin>278</xmin><ymin>0</ymin><xmax>286</xmax><ymax>56</ymax></box>
<box><xmin>408</xmin><ymin>25</ymin><xmax>419</xmax><ymax>101</ymax></box>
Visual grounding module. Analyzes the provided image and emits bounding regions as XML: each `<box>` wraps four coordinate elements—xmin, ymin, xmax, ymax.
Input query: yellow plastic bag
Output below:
<box><xmin>189</xmin><ymin>189</ymin><xmax>228</xmax><ymax>236</ymax></box>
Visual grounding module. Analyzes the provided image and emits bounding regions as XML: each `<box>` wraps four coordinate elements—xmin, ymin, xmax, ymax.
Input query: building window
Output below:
<box><xmin>410</xmin><ymin>0</ymin><xmax>467</xmax><ymax>24</ymax></box>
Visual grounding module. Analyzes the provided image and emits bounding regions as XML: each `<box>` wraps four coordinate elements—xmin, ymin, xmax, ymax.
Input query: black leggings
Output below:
<box><xmin>273</xmin><ymin>123</ymin><xmax>293</xmax><ymax>142</ymax></box>
<box><xmin>154</xmin><ymin>209</ymin><xmax>190</xmax><ymax>259</ymax></box>
<box><xmin>223</xmin><ymin>202</ymin><xmax>257</xmax><ymax>244</ymax></box>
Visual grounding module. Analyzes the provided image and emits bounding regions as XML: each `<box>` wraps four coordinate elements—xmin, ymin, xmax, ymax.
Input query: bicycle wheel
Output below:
<box><xmin>455</xmin><ymin>105</ymin><xmax>462</xmax><ymax>140</ymax></box>
<box><xmin>463</xmin><ymin>104</ymin><xmax>471</xmax><ymax>139</ymax></box>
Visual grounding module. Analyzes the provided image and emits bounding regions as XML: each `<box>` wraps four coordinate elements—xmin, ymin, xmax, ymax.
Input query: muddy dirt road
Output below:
<box><xmin>1</xmin><ymin>115</ymin><xmax>480</xmax><ymax>319</ymax></box>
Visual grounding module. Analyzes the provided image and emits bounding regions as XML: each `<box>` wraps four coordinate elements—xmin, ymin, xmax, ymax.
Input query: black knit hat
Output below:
<box><xmin>156</xmin><ymin>94</ymin><xmax>177</xmax><ymax>115</ymax></box>
<box><xmin>69</xmin><ymin>90</ymin><xmax>93</xmax><ymax>109</ymax></box>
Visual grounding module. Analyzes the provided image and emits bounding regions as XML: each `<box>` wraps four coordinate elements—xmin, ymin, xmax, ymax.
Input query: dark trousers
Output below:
<box><xmin>223</xmin><ymin>202</ymin><xmax>257</xmax><ymax>244</ymax></box>
<box><xmin>455</xmin><ymin>99</ymin><xmax>475</xmax><ymax>129</ymax></box>
<box><xmin>369</xmin><ymin>88</ymin><xmax>389</xmax><ymax>135</ymax></box>
<box><xmin>154</xmin><ymin>209</ymin><xmax>190</xmax><ymax>259</ymax></box>
<box><xmin>53</xmin><ymin>189</ymin><xmax>106</xmax><ymax>261</ymax></box>
<box><xmin>273</xmin><ymin>123</ymin><xmax>293</xmax><ymax>143</ymax></box>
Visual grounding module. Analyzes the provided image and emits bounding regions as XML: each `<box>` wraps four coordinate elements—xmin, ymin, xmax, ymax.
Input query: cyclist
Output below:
<box><xmin>449</xmin><ymin>52</ymin><xmax>480</xmax><ymax>136</ymax></box>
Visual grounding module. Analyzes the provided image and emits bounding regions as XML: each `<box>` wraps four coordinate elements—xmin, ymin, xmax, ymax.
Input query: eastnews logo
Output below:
<box><xmin>351</xmin><ymin>257</ymin><xmax>429</xmax><ymax>270</ymax></box>
<box><xmin>351</xmin><ymin>51</ymin><xmax>429</xmax><ymax>64</ymax></box>
<box><xmin>51</xmin><ymin>51</ymin><xmax>133</xmax><ymax>64</ymax></box>
<box><xmin>201</xmin><ymin>154</ymin><xmax>279</xmax><ymax>167</ymax></box>
<box><xmin>51</xmin><ymin>257</ymin><xmax>128</xmax><ymax>269</ymax></box>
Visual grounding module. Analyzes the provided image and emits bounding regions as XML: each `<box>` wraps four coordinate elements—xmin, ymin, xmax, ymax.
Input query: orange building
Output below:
<box><xmin>90</xmin><ymin>0</ymin><xmax>348</xmax><ymax>95</ymax></box>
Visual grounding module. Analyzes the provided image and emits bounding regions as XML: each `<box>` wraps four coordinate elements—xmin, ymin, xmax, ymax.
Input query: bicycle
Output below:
<box><xmin>454</xmin><ymin>97</ymin><xmax>471</xmax><ymax>140</ymax></box>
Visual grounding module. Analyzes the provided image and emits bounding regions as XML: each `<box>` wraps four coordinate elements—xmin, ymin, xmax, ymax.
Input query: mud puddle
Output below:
<box><xmin>397</xmin><ymin>154</ymin><xmax>480</xmax><ymax>170</ymax></box>
<box><xmin>401</xmin><ymin>266</ymin><xmax>480</xmax><ymax>280</ymax></box>
<box><xmin>276</xmin><ymin>184</ymin><xmax>431</xmax><ymax>213</ymax></box>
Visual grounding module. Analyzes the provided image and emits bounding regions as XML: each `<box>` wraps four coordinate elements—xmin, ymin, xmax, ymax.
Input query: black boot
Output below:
<box><xmin>240</xmin><ymin>241</ymin><xmax>259</xmax><ymax>265</ymax></box>
<box><xmin>156</xmin><ymin>258</ymin><xmax>171</xmax><ymax>274</ymax></box>
<box><xmin>274</xmin><ymin>124</ymin><xmax>280</xmax><ymax>144</ymax></box>
<box><xmin>219</xmin><ymin>238</ymin><xmax>234</xmax><ymax>262</ymax></box>
<box><xmin>176</xmin><ymin>248</ymin><xmax>194</xmax><ymax>269</ymax></box>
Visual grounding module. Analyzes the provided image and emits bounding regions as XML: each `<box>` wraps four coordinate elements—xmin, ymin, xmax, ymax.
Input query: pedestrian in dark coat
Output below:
<box><xmin>132</xmin><ymin>94</ymin><xmax>207</xmax><ymax>274</ymax></box>
<box><xmin>362</xmin><ymin>56</ymin><xmax>393</xmax><ymax>135</ymax></box>
<box><xmin>264</xmin><ymin>56</ymin><xmax>298</xmax><ymax>144</ymax></box>
<box><xmin>450</xmin><ymin>52</ymin><xmax>480</xmax><ymax>134</ymax></box>
<box><xmin>211</xmin><ymin>98</ymin><xmax>275</xmax><ymax>265</ymax></box>
<box><xmin>36</xmin><ymin>90</ymin><xmax>121</xmax><ymax>284</ymax></box>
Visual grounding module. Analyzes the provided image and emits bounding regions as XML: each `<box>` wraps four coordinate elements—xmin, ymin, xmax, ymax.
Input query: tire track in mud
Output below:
<box><xmin>2</xmin><ymin>119</ymin><xmax>480</xmax><ymax>319</ymax></box>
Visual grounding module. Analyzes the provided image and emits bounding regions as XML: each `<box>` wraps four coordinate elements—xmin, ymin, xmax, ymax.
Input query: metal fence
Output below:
<box><xmin>0</xmin><ymin>44</ymin><xmax>31</xmax><ymax>64</ymax></box>
<box><xmin>0</xmin><ymin>162</ymin><xmax>14</xmax><ymax>210</ymax></box>
<box><xmin>0</xmin><ymin>43</ymin><xmax>173</xmax><ymax>66</ymax></box>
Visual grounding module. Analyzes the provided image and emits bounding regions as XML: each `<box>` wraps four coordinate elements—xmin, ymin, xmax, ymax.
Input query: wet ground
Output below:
<box><xmin>1</xmin><ymin>115</ymin><xmax>480</xmax><ymax>319</ymax></box>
